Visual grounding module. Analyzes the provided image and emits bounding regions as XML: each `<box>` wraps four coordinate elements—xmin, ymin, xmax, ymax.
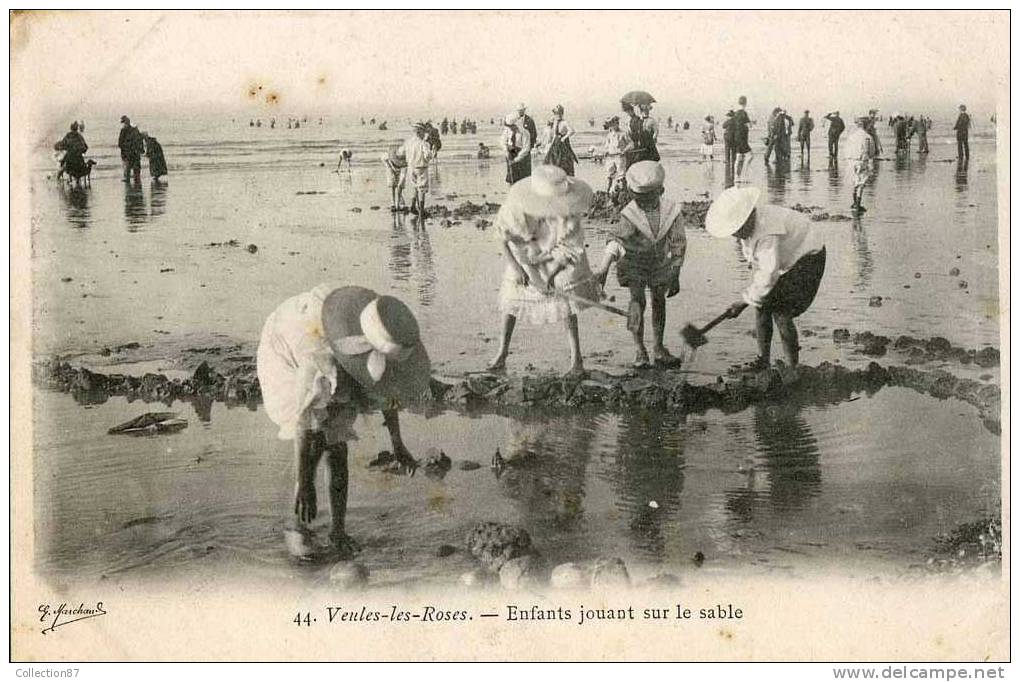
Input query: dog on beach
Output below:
<box><xmin>60</xmin><ymin>159</ymin><xmax>96</xmax><ymax>187</ymax></box>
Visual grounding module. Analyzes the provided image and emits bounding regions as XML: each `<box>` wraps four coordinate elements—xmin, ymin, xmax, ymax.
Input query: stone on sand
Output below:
<box><xmin>591</xmin><ymin>557</ymin><xmax>630</xmax><ymax>589</ymax></box>
<box><xmin>499</xmin><ymin>555</ymin><xmax>548</xmax><ymax>589</ymax></box>
<box><xmin>329</xmin><ymin>561</ymin><xmax>369</xmax><ymax>588</ymax></box>
<box><xmin>550</xmin><ymin>562</ymin><xmax>589</xmax><ymax>589</ymax></box>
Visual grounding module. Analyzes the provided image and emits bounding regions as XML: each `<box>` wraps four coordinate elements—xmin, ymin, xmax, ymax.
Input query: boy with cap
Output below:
<box><xmin>844</xmin><ymin>114</ymin><xmax>875</xmax><ymax>213</ymax></box>
<box><xmin>705</xmin><ymin>187</ymin><xmax>826</xmax><ymax>371</ymax></box>
<box><xmin>595</xmin><ymin>160</ymin><xmax>687</xmax><ymax>368</ymax></box>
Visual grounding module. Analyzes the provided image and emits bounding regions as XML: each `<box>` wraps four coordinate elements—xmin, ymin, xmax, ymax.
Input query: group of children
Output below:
<box><xmin>488</xmin><ymin>160</ymin><xmax>688</xmax><ymax>373</ymax></box>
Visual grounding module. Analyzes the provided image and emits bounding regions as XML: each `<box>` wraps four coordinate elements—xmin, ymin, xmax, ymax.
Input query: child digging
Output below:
<box><xmin>595</xmin><ymin>161</ymin><xmax>687</xmax><ymax>368</ymax></box>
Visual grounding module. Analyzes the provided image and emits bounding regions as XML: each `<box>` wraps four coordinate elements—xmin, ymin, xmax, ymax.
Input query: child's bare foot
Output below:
<box><xmin>632</xmin><ymin>348</ymin><xmax>652</xmax><ymax>369</ymax></box>
<box><xmin>328</xmin><ymin>531</ymin><xmax>362</xmax><ymax>559</ymax></box>
<box><xmin>487</xmin><ymin>353</ymin><xmax>507</xmax><ymax>371</ymax></box>
<box><xmin>652</xmin><ymin>347</ymin><xmax>683</xmax><ymax>368</ymax></box>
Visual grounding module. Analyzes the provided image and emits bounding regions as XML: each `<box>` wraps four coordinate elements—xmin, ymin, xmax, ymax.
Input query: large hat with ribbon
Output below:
<box><xmin>322</xmin><ymin>287</ymin><xmax>431</xmax><ymax>402</ymax></box>
<box><xmin>705</xmin><ymin>186</ymin><xmax>762</xmax><ymax>238</ymax></box>
<box><xmin>506</xmin><ymin>165</ymin><xmax>593</xmax><ymax>217</ymax></box>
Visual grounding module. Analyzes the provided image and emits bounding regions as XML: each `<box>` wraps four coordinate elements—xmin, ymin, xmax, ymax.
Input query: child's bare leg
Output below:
<box><xmin>488</xmin><ymin>314</ymin><xmax>516</xmax><ymax>370</ymax></box>
<box><xmin>565</xmin><ymin>313</ymin><xmax>583</xmax><ymax>374</ymax></box>
<box><xmin>628</xmin><ymin>286</ymin><xmax>650</xmax><ymax>366</ymax></box>
<box><xmin>773</xmin><ymin>312</ymin><xmax>800</xmax><ymax>366</ymax></box>
<box><xmin>754</xmin><ymin>307</ymin><xmax>774</xmax><ymax>365</ymax></box>
<box><xmin>285</xmin><ymin>430</ymin><xmax>326</xmax><ymax>557</ymax></box>
<box><xmin>649</xmin><ymin>286</ymin><xmax>675</xmax><ymax>363</ymax></box>
<box><xmin>326</xmin><ymin>441</ymin><xmax>360</xmax><ymax>555</ymax></box>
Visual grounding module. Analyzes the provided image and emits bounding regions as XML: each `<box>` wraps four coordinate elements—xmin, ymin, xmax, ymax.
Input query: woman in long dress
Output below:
<box><xmin>502</xmin><ymin>113</ymin><xmax>533</xmax><ymax>184</ymax></box>
<box><xmin>543</xmin><ymin>104</ymin><xmax>578</xmax><ymax>176</ymax></box>
<box><xmin>54</xmin><ymin>122</ymin><xmax>88</xmax><ymax>183</ymax></box>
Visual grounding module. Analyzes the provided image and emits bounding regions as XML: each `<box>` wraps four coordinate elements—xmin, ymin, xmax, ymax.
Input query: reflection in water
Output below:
<box><xmin>388</xmin><ymin>213</ymin><xmax>413</xmax><ymax>282</ymax></box>
<box><xmin>150</xmin><ymin>182</ymin><xmax>168</xmax><ymax>220</ymax></box>
<box><xmin>59</xmin><ymin>185</ymin><xmax>92</xmax><ymax>229</ymax></box>
<box><xmin>497</xmin><ymin>415</ymin><xmax>596</xmax><ymax>531</ymax></box>
<box><xmin>388</xmin><ymin>213</ymin><xmax>437</xmax><ymax>306</ymax></box>
<box><xmin>825</xmin><ymin>158</ymin><xmax>842</xmax><ymax>204</ymax></box>
<box><xmin>850</xmin><ymin>216</ymin><xmax>874</xmax><ymax>287</ymax></box>
<box><xmin>609</xmin><ymin>411</ymin><xmax>686</xmax><ymax>559</ymax></box>
<box><xmin>726</xmin><ymin>400</ymin><xmax>821</xmax><ymax>521</ymax></box>
<box><xmin>410</xmin><ymin>214</ymin><xmax>437</xmax><ymax>306</ymax></box>
<box><xmin>797</xmin><ymin>158</ymin><xmax>813</xmax><ymax>191</ymax></box>
<box><xmin>955</xmin><ymin>159</ymin><xmax>969</xmax><ymax>192</ymax></box>
<box><xmin>428</xmin><ymin>164</ymin><xmax>442</xmax><ymax>194</ymax></box>
<box><xmin>723</xmin><ymin>164</ymin><xmax>735</xmax><ymax>190</ymax></box>
<box><xmin>124</xmin><ymin>183</ymin><xmax>147</xmax><ymax>231</ymax></box>
<box><xmin>765</xmin><ymin>161</ymin><xmax>790</xmax><ymax>200</ymax></box>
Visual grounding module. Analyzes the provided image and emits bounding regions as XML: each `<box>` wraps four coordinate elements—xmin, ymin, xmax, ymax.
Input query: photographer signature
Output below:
<box><xmin>38</xmin><ymin>602</ymin><xmax>107</xmax><ymax>635</ymax></box>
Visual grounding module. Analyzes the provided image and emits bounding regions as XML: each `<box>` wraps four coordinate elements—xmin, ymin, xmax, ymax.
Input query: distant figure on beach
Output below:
<box><xmin>667</xmin><ymin>116</ymin><xmax>673</xmax><ymax>129</ymax></box>
<box><xmin>722</xmin><ymin>110</ymin><xmax>737</xmax><ymax>171</ymax></box>
<box><xmin>776</xmin><ymin>109</ymin><xmax>794</xmax><ymax>161</ymax></box>
<box><xmin>337</xmin><ymin>147</ymin><xmax>353</xmax><ymax>172</ymax></box>
<box><xmin>865</xmin><ymin>109</ymin><xmax>883</xmax><ymax>158</ymax></box>
<box><xmin>731</xmin><ymin>96</ymin><xmax>754</xmax><ymax>179</ymax></box>
<box><xmin>502</xmin><ymin>113</ymin><xmax>533</xmax><ymax>185</ymax></box>
<box><xmin>544</xmin><ymin>104</ymin><xmax>578</xmax><ymax>176</ymax></box>
<box><xmin>824</xmin><ymin>111</ymin><xmax>845</xmax><ymax>159</ymax></box>
<box><xmin>142</xmin><ymin>133</ymin><xmax>168</xmax><ymax>183</ymax></box>
<box><xmin>763</xmin><ymin>107</ymin><xmax>782</xmax><ymax>164</ymax></box>
<box><xmin>54</xmin><ymin>121</ymin><xmax>89</xmax><ymax>185</ymax></box>
<box><xmin>488</xmin><ymin>165</ymin><xmax>598</xmax><ymax>376</ymax></box>
<box><xmin>602</xmin><ymin>116</ymin><xmax>629</xmax><ymax>192</ymax></box>
<box><xmin>595</xmin><ymin>161</ymin><xmax>687</xmax><ymax>369</ymax></box>
<box><xmin>845</xmin><ymin>113</ymin><xmax>875</xmax><ymax>214</ymax></box>
<box><xmin>402</xmin><ymin>122</ymin><xmax>435</xmax><ymax>216</ymax></box>
<box><xmin>256</xmin><ymin>119</ymin><xmax>262</xmax><ymax>128</ymax></box>
<box><xmin>117</xmin><ymin>115</ymin><xmax>145</xmax><ymax>184</ymax></box>
<box><xmin>700</xmin><ymin>115</ymin><xmax>716</xmax><ymax>161</ymax></box>
<box><xmin>516</xmin><ymin>104</ymin><xmax>538</xmax><ymax>153</ymax></box>
<box><xmin>953</xmin><ymin>104</ymin><xmax>971</xmax><ymax>160</ymax></box>
<box><xmin>257</xmin><ymin>284</ymin><xmax>428</xmax><ymax>559</ymax></box>
<box><xmin>477</xmin><ymin>142</ymin><xmax>490</xmax><ymax>159</ymax></box>
<box><xmin>382</xmin><ymin>145</ymin><xmax>408</xmax><ymax>211</ymax></box>
<box><xmin>705</xmin><ymin>186</ymin><xmax>827</xmax><ymax>371</ymax></box>
<box><xmin>915</xmin><ymin>115</ymin><xmax>930</xmax><ymax>154</ymax></box>
<box><xmin>440</xmin><ymin>118</ymin><xmax>449</xmax><ymax>135</ymax></box>
<box><xmin>682</xmin><ymin>120</ymin><xmax>690</xmax><ymax>131</ymax></box>
<box><xmin>797</xmin><ymin>110</ymin><xmax>814</xmax><ymax>160</ymax></box>
<box><xmin>249</xmin><ymin>119</ymin><xmax>255</xmax><ymax>127</ymax></box>
<box><xmin>378</xmin><ymin>121</ymin><xmax>387</xmax><ymax>131</ymax></box>
<box><xmin>892</xmin><ymin>114</ymin><xmax>910</xmax><ymax>153</ymax></box>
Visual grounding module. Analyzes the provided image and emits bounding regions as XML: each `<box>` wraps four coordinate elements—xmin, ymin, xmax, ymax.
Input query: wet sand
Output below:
<box><xmin>29</xmin><ymin>124</ymin><xmax>1002</xmax><ymax>588</ymax></box>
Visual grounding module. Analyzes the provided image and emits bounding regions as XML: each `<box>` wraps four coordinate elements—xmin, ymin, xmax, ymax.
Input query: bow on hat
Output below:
<box><xmin>333</xmin><ymin>298</ymin><xmax>416</xmax><ymax>382</ymax></box>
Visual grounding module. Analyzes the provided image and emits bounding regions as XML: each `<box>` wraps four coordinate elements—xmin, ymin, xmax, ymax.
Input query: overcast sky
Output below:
<box><xmin>12</xmin><ymin>10</ymin><xmax>1008</xmax><ymax>122</ymax></box>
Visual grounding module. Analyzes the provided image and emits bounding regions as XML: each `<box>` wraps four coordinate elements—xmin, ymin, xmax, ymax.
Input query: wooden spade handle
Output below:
<box><xmin>698</xmin><ymin>310</ymin><xmax>733</xmax><ymax>335</ymax></box>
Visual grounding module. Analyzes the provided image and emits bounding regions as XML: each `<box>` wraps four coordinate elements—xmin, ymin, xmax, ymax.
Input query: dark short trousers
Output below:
<box><xmin>761</xmin><ymin>247</ymin><xmax>826</xmax><ymax>317</ymax></box>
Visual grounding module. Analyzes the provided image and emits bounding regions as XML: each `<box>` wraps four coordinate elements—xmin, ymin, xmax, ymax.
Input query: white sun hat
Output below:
<box><xmin>705</xmin><ymin>187</ymin><xmax>762</xmax><ymax>238</ymax></box>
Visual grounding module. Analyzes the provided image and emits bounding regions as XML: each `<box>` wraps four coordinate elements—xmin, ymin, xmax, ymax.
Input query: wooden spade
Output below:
<box><xmin>680</xmin><ymin>309</ymin><xmax>733</xmax><ymax>349</ymax></box>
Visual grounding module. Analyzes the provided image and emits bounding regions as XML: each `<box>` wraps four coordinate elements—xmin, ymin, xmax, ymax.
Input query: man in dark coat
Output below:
<box><xmin>797</xmin><ymin>110</ymin><xmax>814</xmax><ymax>160</ymax></box>
<box><xmin>824</xmin><ymin>111</ymin><xmax>845</xmax><ymax>159</ymax></box>
<box><xmin>118</xmin><ymin>115</ymin><xmax>145</xmax><ymax>183</ymax></box>
<box><xmin>516</xmin><ymin>103</ymin><xmax>538</xmax><ymax>153</ymax></box>
<box><xmin>953</xmin><ymin>104</ymin><xmax>971</xmax><ymax>160</ymax></box>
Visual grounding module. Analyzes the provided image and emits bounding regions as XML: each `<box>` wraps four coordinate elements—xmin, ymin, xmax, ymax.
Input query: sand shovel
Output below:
<box><xmin>680</xmin><ymin>309</ymin><xmax>735</xmax><ymax>351</ymax></box>
<box><xmin>553</xmin><ymin>289</ymin><xmax>631</xmax><ymax>320</ymax></box>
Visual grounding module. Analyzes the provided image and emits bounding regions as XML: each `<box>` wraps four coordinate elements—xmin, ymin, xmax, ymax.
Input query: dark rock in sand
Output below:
<box><xmin>368</xmin><ymin>450</ymin><xmax>395</xmax><ymax>468</ymax></box>
<box><xmin>108</xmin><ymin>412</ymin><xmax>187</xmax><ymax>435</ymax></box>
<box><xmin>466</xmin><ymin>521</ymin><xmax>533</xmax><ymax>573</ymax></box>
<box><xmin>692</xmin><ymin>551</ymin><xmax>705</xmax><ymax>567</ymax></box>
<box><xmin>868</xmin><ymin>296</ymin><xmax>883</xmax><ymax>307</ymax></box>
<box><xmin>246</xmin><ymin>244</ymin><xmax>258</xmax><ymax>253</ymax></box>
<box><xmin>949</xmin><ymin>267</ymin><xmax>961</xmax><ymax>277</ymax></box>
<box><xmin>958</xmin><ymin>280</ymin><xmax>968</xmax><ymax>289</ymax></box>
<box><xmin>436</xmin><ymin>544</ymin><xmax>457</xmax><ymax>558</ymax></box>
<box><xmin>457</xmin><ymin>460</ymin><xmax>482</xmax><ymax>471</ymax></box>
<box><xmin>423</xmin><ymin>448</ymin><xmax>452</xmax><ymax>479</ymax></box>
<box><xmin>350</xmin><ymin>207</ymin><xmax>362</xmax><ymax>213</ymax></box>
<box><xmin>832</xmin><ymin>328</ymin><xmax>851</xmax><ymax>343</ymax></box>
<box><xmin>500</xmin><ymin>554</ymin><xmax>549</xmax><ymax>589</ymax></box>
<box><xmin>975</xmin><ymin>347</ymin><xmax>1000</xmax><ymax>368</ymax></box>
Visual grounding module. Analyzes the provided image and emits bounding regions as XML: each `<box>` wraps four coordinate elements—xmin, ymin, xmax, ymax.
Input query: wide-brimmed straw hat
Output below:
<box><xmin>322</xmin><ymin>286</ymin><xmax>431</xmax><ymax>403</ymax></box>
<box><xmin>506</xmin><ymin>165</ymin><xmax>593</xmax><ymax>218</ymax></box>
<box><xmin>705</xmin><ymin>187</ymin><xmax>762</xmax><ymax>238</ymax></box>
